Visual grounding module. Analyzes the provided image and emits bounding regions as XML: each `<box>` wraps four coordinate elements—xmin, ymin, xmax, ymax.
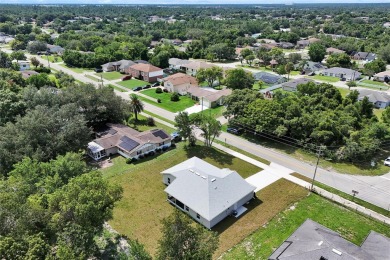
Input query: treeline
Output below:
<box><xmin>224</xmin><ymin>85</ymin><xmax>390</xmax><ymax>162</ymax></box>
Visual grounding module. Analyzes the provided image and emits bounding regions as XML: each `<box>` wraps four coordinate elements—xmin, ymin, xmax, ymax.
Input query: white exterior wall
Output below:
<box><xmin>18</xmin><ymin>61</ymin><xmax>30</xmax><ymax>71</ymax></box>
<box><xmin>201</xmin><ymin>98</ymin><xmax>212</xmax><ymax>108</ymax></box>
<box><xmin>162</xmin><ymin>174</ymin><xmax>176</xmax><ymax>185</ymax></box>
<box><xmin>105</xmin><ymin>147</ymin><xmax>118</xmax><ymax>156</ymax></box>
<box><xmin>149</xmin><ymin>70</ymin><xmax>164</xmax><ymax>77</ymax></box>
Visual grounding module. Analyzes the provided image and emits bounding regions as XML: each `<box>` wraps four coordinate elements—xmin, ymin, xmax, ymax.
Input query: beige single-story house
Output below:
<box><xmin>181</xmin><ymin>61</ymin><xmax>214</xmax><ymax>76</ymax></box>
<box><xmin>322</xmin><ymin>67</ymin><xmax>361</xmax><ymax>81</ymax></box>
<box><xmin>163</xmin><ymin>73</ymin><xmax>198</xmax><ymax>95</ymax></box>
<box><xmin>373</xmin><ymin>71</ymin><xmax>390</xmax><ymax>83</ymax></box>
<box><xmin>326</xmin><ymin>47</ymin><xmax>345</xmax><ymax>55</ymax></box>
<box><xmin>87</xmin><ymin>123</ymin><xmax>171</xmax><ymax>161</ymax></box>
<box><xmin>161</xmin><ymin>157</ymin><xmax>256</xmax><ymax>229</ymax></box>
<box><xmin>187</xmin><ymin>86</ymin><xmax>232</xmax><ymax>108</ymax></box>
<box><xmin>168</xmin><ymin>58</ymin><xmax>191</xmax><ymax>70</ymax></box>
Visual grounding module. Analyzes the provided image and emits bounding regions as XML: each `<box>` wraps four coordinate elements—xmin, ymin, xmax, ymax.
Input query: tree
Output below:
<box><xmin>285</xmin><ymin>62</ymin><xmax>294</xmax><ymax>80</ymax></box>
<box><xmin>192</xmin><ymin>114</ymin><xmax>221</xmax><ymax>147</ymax></box>
<box><xmin>378</xmin><ymin>44</ymin><xmax>390</xmax><ymax>64</ymax></box>
<box><xmin>26</xmin><ymin>41</ymin><xmax>47</xmax><ymax>54</ymax></box>
<box><xmin>326</xmin><ymin>53</ymin><xmax>351</xmax><ymax>68</ymax></box>
<box><xmin>346</xmin><ymin>81</ymin><xmax>357</xmax><ymax>90</ymax></box>
<box><xmin>129</xmin><ymin>94</ymin><xmax>144</xmax><ymax>121</ymax></box>
<box><xmin>207</xmin><ymin>43</ymin><xmax>235</xmax><ymax>61</ymax></box>
<box><xmin>26</xmin><ymin>73</ymin><xmax>52</xmax><ymax>89</ymax></box>
<box><xmin>308</xmin><ymin>43</ymin><xmax>326</xmax><ymax>62</ymax></box>
<box><xmin>10</xmin><ymin>51</ymin><xmax>26</xmax><ymax>62</ymax></box>
<box><xmin>174</xmin><ymin>112</ymin><xmax>193</xmax><ymax>143</ymax></box>
<box><xmin>157</xmin><ymin>210</ymin><xmax>218</xmax><ymax>260</ymax></box>
<box><xmin>223</xmin><ymin>89</ymin><xmax>263</xmax><ymax>119</ymax></box>
<box><xmin>257</xmin><ymin>80</ymin><xmax>265</xmax><ymax>90</ymax></box>
<box><xmin>288</xmin><ymin>52</ymin><xmax>302</xmax><ymax>64</ymax></box>
<box><xmin>245</xmin><ymin>54</ymin><xmax>256</xmax><ymax>67</ymax></box>
<box><xmin>225</xmin><ymin>68</ymin><xmax>254</xmax><ymax>90</ymax></box>
<box><xmin>0</xmin><ymin>89</ymin><xmax>26</xmax><ymax>126</ymax></box>
<box><xmin>382</xmin><ymin>106</ymin><xmax>390</xmax><ymax>124</ymax></box>
<box><xmin>30</xmin><ymin>57</ymin><xmax>40</xmax><ymax>67</ymax></box>
<box><xmin>364</xmin><ymin>59</ymin><xmax>386</xmax><ymax>74</ymax></box>
<box><xmin>0</xmin><ymin>51</ymin><xmax>12</xmax><ymax>69</ymax></box>
<box><xmin>196</xmin><ymin>66</ymin><xmax>223</xmax><ymax>88</ymax></box>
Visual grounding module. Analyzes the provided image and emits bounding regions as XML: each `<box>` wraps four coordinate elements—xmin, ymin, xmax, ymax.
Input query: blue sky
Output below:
<box><xmin>1</xmin><ymin>0</ymin><xmax>390</xmax><ymax>4</ymax></box>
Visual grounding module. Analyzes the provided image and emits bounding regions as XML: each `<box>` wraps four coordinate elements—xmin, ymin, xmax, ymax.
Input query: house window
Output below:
<box><xmin>167</xmin><ymin>178</ymin><xmax>171</xmax><ymax>184</ymax></box>
<box><xmin>185</xmin><ymin>206</ymin><xmax>189</xmax><ymax>211</ymax></box>
<box><xmin>196</xmin><ymin>213</ymin><xmax>200</xmax><ymax>219</ymax></box>
<box><xmin>137</xmin><ymin>150</ymin><xmax>142</xmax><ymax>155</ymax></box>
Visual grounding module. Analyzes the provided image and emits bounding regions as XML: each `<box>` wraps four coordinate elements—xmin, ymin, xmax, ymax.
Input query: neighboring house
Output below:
<box><xmin>269</xmin><ymin>219</ymin><xmax>390</xmax><ymax>260</ymax></box>
<box><xmin>322</xmin><ymin>67</ymin><xmax>361</xmax><ymax>81</ymax></box>
<box><xmin>187</xmin><ymin>86</ymin><xmax>232</xmax><ymax>108</ymax></box>
<box><xmin>161</xmin><ymin>157</ymin><xmax>256</xmax><ymax>229</ymax></box>
<box><xmin>172</xmin><ymin>39</ymin><xmax>183</xmax><ymax>45</ymax></box>
<box><xmin>127</xmin><ymin>63</ymin><xmax>163</xmax><ymax>83</ymax></box>
<box><xmin>14</xmin><ymin>60</ymin><xmax>30</xmax><ymax>71</ymax></box>
<box><xmin>358</xmin><ymin>89</ymin><xmax>390</xmax><ymax>108</ymax></box>
<box><xmin>46</xmin><ymin>44</ymin><xmax>65</xmax><ymax>55</ymax></box>
<box><xmin>277</xmin><ymin>42</ymin><xmax>295</xmax><ymax>49</ymax></box>
<box><xmin>252</xmin><ymin>71</ymin><xmax>287</xmax><ymax>85</ymax></box>
<box><xmin>281</xmin><ymin>78</ymin><xmax>316</xmax><ymax>92</ymax></box>
<box><xmin>101</xmin><ymin>60</ymin><xmax>135</xmax><ymax>72</ymax></box>
<box><xmin>351</xmin><ymin>51</ymin><xmax>376</xmax><ymax>62</ymax></box>
<box><xmin>182</xmin><ymin>61</ymin><xmax>214</xmax><ymax>76</ymax></box>
<box><xmin>168</xmin><ymin>58</ymin><xmax>191</xmax><ymax>70</ymax></box>
<box><xmin>135</xmin><ymin>60</ymin><xmax>149</xmax><ymax>64</ymax></box>
<box><xmin>326</xmin><ymin>47</ymin><xmax>345</xmax><ymax>55</ymax></box>
<box><xmin>87</xmin><ymin>123</ymin><xmax>171</xmax><ymax>161</ymax></box>
<box><xmin>373</xmin><ymin>71</ymin><xmax>390</xmax><ymax>82</ymax></box>
<box><xmin>0</xmin><ymin>35</ymin><xmax>14</xmax><ymax>44</ymax></box>
<box><xmin>300</xmin><ymin>61</ymin><xmax>327</xmax><ymax>74</ymax></box>
<box><xmin>163</xmin><ymin>73</ymin><xmax>198</xmax><ymax>95</ymax></box>
<box><xmin>296</xmin><ymin>37</ymin><xmax>320</xmax><ymax>48</ymax></box>
<box><xmin>20</xmin><ymin>70</ymin><xmax>39</xmax><ymax>79</ymax></box>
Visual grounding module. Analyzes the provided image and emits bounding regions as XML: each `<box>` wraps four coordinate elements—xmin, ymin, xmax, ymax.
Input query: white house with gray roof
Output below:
<box><xmin>161</xmin><ymin>157</ymin><xmax>256</xmax><ymax>229</ymax></box>
<box><xmin>322</xmin><ymin>67</ymin><xmax>361</xmax><ymax>81</ymax></box>
<box><xmin>358</xmin><ymin>89</ymin><xmax>390</xmax><ymax>108</ymax></box>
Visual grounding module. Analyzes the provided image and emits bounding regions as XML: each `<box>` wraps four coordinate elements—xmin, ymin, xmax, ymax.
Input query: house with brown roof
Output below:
<box><xmin>163</xmin><ymin>73</ymin><xmax>198</xmax><ymax>95</ymax></box>
<box><xmin>373</xmin><ymin>71</ymin><xmax>390</xmax><ymax>82</ymax></box>
<box><xmin>326</xmin><ymin>47</ymin><xmax>345</xmax><ymax>55</ymax></box>
<box><xmin>296</xmin><ymin>37</ymin><xmax>320</xmax><ymax>49</ymax></box>
<box><xmin>87</xmin><ymin>123</ymin><xmax>171</xmax><ymax>161</ymax></box>
<box><xmin>187</xmin><ymin>86</ymin><xmax>232</xmax><ymax>108</ymax></box>
<box><xmin>126</xmin><ymin>63</ymin><xmax>163</xmax><ymax>83</ymax></box>
<box><xmin>182</xmin><ymin>61</ymin><xmax>214</xmax><ymax>76</ymax></box>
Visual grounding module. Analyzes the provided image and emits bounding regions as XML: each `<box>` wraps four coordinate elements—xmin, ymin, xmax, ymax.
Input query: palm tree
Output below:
<box><xmin>129</xmin><ymin>94</ymin><xmax>144</xmax><ymax>121</ymax></box>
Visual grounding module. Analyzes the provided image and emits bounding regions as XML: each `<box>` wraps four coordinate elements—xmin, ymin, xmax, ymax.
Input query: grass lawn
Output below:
<box><xmin>59</xmin><ymin>63</ymin><xmax>92</xmax><ymax>74</ymax></box>
<box><xmin>374</xmin><ymin>108</ymin><xmax>384</xmax><ymax>122</ymax></box>
<box><xmin>361</xmin><ymin>80</ymin><xmax>388</xmax><ymax>87</ymax></box>
<box><xmin>236</xmin><ymin>131</ymin><xmax>390</xmax><ymax>176</ymax></box>
<box><xmin>337</xmin><ymin>87</ymin><xmax>351</xmax><ymax>98</ymax></box>
<box><xmin>139</xmin><ymin>89</ymin><xmax>196</xmax><ymax>113</ymax></box>
<box><xmin>103</xmin><ymin>142</ymin><xmax>262</xmax><ymax>256</ymax></box>
<box><xmin>221</xmin><ymin>193</ymin><xmax>390</xmax><ymax>259</ymax></box>
<box><xmin>312</xmin><ymin>75</ymin><xmax>340</xmax><ymax>83</ymax></box>
<box><xmin>97</xmin><ymin>71</ymin><xmax>123</xmax><ymax>81</ymax></box>
<box><xmin>118</xmin><ymin>79</ymin><xmax>148</xmax><ymax>89</ymax></box>
<box><xmin>126</xmin><ymin>114</ymin><xmax>175</xmax><ymax>135</ymax></box>
<box><xmin>85</xmin><ymin>74</ymin><xmax>101</xmax><ymax>82</ymax></box>
<box><xmin>42</xmin><ymin>55</ymin><xmax>62</xmax><ymax>63</ymax></box>
<box><xmin>358</xmin><ymin>80</ymin><xmax>389</xmax><ymax>90</ymax></box>
<box><xmin>142</xmin><ymin>110</ymin><xmax>176</xmax><ymax>125</ymax></box>
<box><xmin>289</xmin><ymin>70</ymin><xmax>300</xmax><ymax>76</ymax></box>
<box><xmin>193</xmin><ymin>105</ymin><xmax>226</xmax><ymax>119</ymax></box>
<box><xmin>48</xmin><ymin>74</ymin><xmax>59</xmax><ymax>87</ymax></box>
<box><xmin>291</xmin><ymin>173</ymin><xmax>390</xmax><ymax>216</ymax></box>
<box><xmin>107</xmin><ymin>84</ymin><xmax>127</xmax><ymax>92</ymax></box>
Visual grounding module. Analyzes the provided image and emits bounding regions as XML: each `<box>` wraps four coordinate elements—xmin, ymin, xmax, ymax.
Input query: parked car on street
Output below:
<box><xmin>132</xmin><ymin>86</ymin><xmax>142</xmax><ymax>91</ymax></box>
<box><xmin>152</xmin><ymin>82</ymin><xmax>160</xmax><ymax>87</ymax></box>
<box><xmin>142</xmin><ymin>84</ymin><xmax>151</xmax><ymax>89</ymax></box>
<box><xmin>94</xmin><ymin>68</ymin><xmax>103</xmax><ymax>73</ymax></box>
<box><xmin>122</xmin><ymin>75</ymin><xmax>132</xmax><ymax>81</ymax></box>
<box><xmin>227</xmin><ymin>127</ymin><xmax>243</xmax><ymax>135</ymax></box>
<box><xmin>384</xmin><ymin>157</ymin><xmax>390</xmax><ymax>166</ymax></box>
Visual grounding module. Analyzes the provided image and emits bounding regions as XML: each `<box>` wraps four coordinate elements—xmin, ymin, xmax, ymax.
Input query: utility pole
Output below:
<box><xmin>310</xmin><ymin>145</ymin><xmax>323</xmax><ymax>191</ymax></box>
<box><xmin>46</xmin><ymin>54</ymin><xmax>50</xmax><ymax>69</ymax></box>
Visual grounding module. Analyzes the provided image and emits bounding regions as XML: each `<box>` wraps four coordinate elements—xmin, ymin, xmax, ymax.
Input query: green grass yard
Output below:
<box><xmin>85</xmin><ymin>74</ymin><xmax>101</xmax><ymax>82</ymax></box>
<box><xmin>139</xmin><ymin>89</ymin><xmax>196</xmax><ymax>113</ymax></box>
<box><xmin>126</xmin><ymin>114</ymin><xmax>175</xmax><ymax>135</ymax></box>
<box><xmin>221</xmin><ymin>193</ymin><xmax>390</xmax><ymax>259</ymax></box>
<box><xmin>103</xmin><ymin>142</ymin><xmax>263</xmax><ymax>256</ymax></box>
<box><xmin>42</xmin><ymin>55</ymin><xmax>63</xmax><ymax>63</ymax></box>
<box><xmin>374</xmin><ymin>108</ymin><xmax>384</xmax><ymax>122</ymax></box>
<box><xmin>107</xmin><ymin>84</ymin><xmax>127</xmax><ymax>92</ymax></box>
<box><xmin>311</xmin><ymin>75</ymin><xmax>340</xmax><ymax>82</ymax></box>
<box><xmin>59</xmin><ymin>63</ymin><xmax>93</xmax><ymax>74</ymax></box>
<box><xmin>117</xmin><ymin>79</ymin><xmax>149</xmax><ymax>89</ymax></box>
<box><xmin>337</xmin><ymin>87</ymin><xmax>351</xmax><ymax>98</ymax></box>
<box><xmin>97</xmin><ymin>71</ymin><xmax>123</xmax><ymax>81</ymax></box>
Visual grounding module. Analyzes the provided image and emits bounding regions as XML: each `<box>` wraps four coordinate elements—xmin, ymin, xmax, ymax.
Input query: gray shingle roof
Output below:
<box><xmin>358</xmin><ymin>89</ymin><xmax>390</xmax><ymax>103</ymax></box>
<box><xmin>269</xmin><ymin>219</ymin><xmax>390</xmax><ymax>260</ymax></box>
<box><xmin>162</xmin><ymin>157</ymin><xmax>255</xmax><ymax>221</ymax></box>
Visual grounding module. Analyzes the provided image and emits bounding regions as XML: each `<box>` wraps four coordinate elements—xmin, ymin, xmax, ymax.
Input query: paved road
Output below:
<box><xmin>30</xmin><ymin>55</ymin><xmax>390</xmax><ymax>210</ymax></box>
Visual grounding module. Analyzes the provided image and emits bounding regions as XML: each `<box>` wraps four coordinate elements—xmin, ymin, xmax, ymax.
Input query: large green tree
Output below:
<box><xmin>308</xmin><ymin>43</ymin><xmax>326</xmax><ymax>62</ymax></box>
<box><xmin>157</xmin><ymin>210</ymin><xmax>218</xmax><ymax>260</ymax></box>
<box><xmin>129</xmin><ymin>94</ymin><xmax>144</xmax><ymax>121</ymax></box>
<box><xmin>196</xmin><ymin>66</ymin><xmax>223</xmax><ymax>88</ymax></box>
<box><xmin>225</xmin><ymin>68</ymin><xmax>254</xmax><ymax>90</ymax></box>
<box><xmin>174</xmin><ymin>111</ymin><xmax>193</xmax><ymax>143</ymax></box>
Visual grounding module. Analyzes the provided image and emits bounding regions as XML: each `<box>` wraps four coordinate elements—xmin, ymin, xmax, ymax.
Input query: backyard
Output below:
<box><xmin>96</xmin><ymin>71</ymin><xmax>123</xmax><ymax>81</ymax></box>
<box><xmin>358</xmin><ymin>80</ymin><xmax>389</xmax><ymax>90</ymax></box>
<box><xmin>138</xmin><ymin>89</ymin><xmax>196</xmax><ymax>113</ymax></box>
<box><xmin>117</xmin><ymin>79</ymin><xmax>149</xmax><ymax>89</ymax></box>
<box><xmin>103</xmin><ymin>142</ymin><xmax>263</xmax><ymax>256</ymax></box>
<box><xmin>221</xmin><ymin>193</ymin><xmax>390</xmax><ymax>259</ymax></box>
<box><xmin>42</xmin><ymin>55</ymin><xmax>63</xmax><ymax>63</ymax></box>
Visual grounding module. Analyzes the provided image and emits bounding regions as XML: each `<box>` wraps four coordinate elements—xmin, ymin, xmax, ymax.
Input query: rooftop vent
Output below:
<box><xmin>201</xmin><ymin>176</ymin><xmax>207</xmax><ymax>179</ymax></box>
<box><xmin>195</xmin><ymin>172</ymin><xmax>200</xmax><ymax>176</ymax></box>
<box><xmin>332</xmin><ymin>249</ymin><xmax>342</xmax><ymax>256</ymax></box>
<box><xmin>211</xmin><ymin>178</ymin><xmax>216</xmax><ymax>182</ymax></box>
<box><xmin>318</xmin><ymin>241</ymin><xmax>323</xmax><ymax>246</ymax></box>
<box><xmin>189</xmin><ymin>169</ymin><xmax>194</xmax><ymax>173</ymax></box>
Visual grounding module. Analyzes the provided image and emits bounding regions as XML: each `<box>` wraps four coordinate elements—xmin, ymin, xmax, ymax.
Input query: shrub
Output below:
<box><xmin>162</xmin><ymin>147</ymin><xmax>168</xmax><ymax>151</ymax></box>
<box><xmin>147</xmin><ymin>117</ymin><xmax>155</xmax><ymax>126</ymax></box>
<box><xmin>126</xmin><ymin>158</ymin><xmax>132</xmax><ymax>164</ymax></box>
<box><xmin>171</xmin><ymin>92</ymin><xmax>180</xmax><ymax>102</ymax></box>
<box><xmin>163</xmin><ymin>88</ymin><xmax>168</xmax><ymax>93</ymax></box>
<box><xmin>157</xmin><ymin>98</ymin><xmax>162</xmax><ymax>103</ymax></box>
<box><xmin>138</xmin><ymin>154</ymin><xmax>144</xmax><ymax>159</ymax></box>
<box><xmin>170</xmin><ymin>143</ymin><xmax>176</xmax><ymax>148</ymax></box>
<box><xmin>149</xmin><ymin>151</ymin><xmax>155</xmax><ymax>156</ymax></box>
<box><xmin>155</xmin><ymin>87</ymin><xmax>163</xmax><ymax>93</ymax></box>
<box><xmin>34</xmin><ymin>66</ymin><xmax>51</xmax><ymax>73</ymax></box>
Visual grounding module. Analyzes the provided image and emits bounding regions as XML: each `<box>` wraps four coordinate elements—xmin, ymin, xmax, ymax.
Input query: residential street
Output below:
<box><xmin>32</xmin><ymin>55</ymin><xmax>390</xmax><ymax>210</ymax></box>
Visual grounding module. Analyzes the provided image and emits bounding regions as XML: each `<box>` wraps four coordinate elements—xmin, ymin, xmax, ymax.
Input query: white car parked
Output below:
<box><xmin>384</xmin><ymin>157</ymin><xmax>390</xmax><ymax>166</ymax></box>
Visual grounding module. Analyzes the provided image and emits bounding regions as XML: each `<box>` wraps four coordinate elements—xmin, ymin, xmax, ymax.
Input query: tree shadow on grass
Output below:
<box><xmin>212</xmin><ymin>196</ymin><xmax>263</xmax><ymax>234</ymax></box>
<box><xmin>184</xmin><ymin>144</ymin><xmax>234</xmax><ymax>166</ymax></box>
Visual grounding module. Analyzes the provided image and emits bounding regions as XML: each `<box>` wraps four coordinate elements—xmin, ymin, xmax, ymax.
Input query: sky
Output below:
<box><xmin>1</xmin><ymin>0</ymin><xmax>390</xmax><ymax>4</ymax></box>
